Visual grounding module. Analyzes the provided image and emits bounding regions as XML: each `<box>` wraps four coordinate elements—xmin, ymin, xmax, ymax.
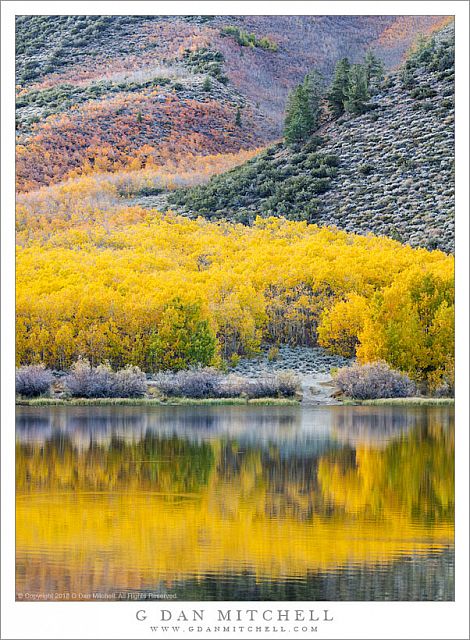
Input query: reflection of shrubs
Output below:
<box><xmin>15</xmin><ymin>364</ymin><xmax>54</xmax><ymax>397</ymax></box>
<box><xmin>65</xmin><ymin>359</ymin><xmax>147</xmax><ymax>397</ymax></box>
<box><xmin>334</xmin><ymin>361</ymin><xmax>415</xmax><ymax>399</ymax></box>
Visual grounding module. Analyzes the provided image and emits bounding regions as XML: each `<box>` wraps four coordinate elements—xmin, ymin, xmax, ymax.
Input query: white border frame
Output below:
<box><xmin>1</xmin><ymin>2</ymin><xmax>469</xmax><ymax>639</ymax></box>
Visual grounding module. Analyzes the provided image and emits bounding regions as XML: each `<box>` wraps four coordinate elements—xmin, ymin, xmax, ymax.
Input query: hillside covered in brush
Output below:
<box><xmin>16</xmin><ymin>15</ymin><xmax>450</xmax><ymax>191</ymax></box>
<box><xmin>170</xmin><ymin>23</ymin><xmax>455</xmax><ymax>253</ymax></box>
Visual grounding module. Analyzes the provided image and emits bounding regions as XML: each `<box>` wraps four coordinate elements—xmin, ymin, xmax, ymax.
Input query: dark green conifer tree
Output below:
<box><xmin>303</xmin><ymin>70</ymin><xmax>325</xmax><ymax>129</ymax></box>
<box><xmin>327</xmin><ymin>57</ymin><xmax>351</xmax><ymax>118</ymax></box>
<box><xmin>284</xmin><ymin>71</ymin><xmax>324</xmax><ymax>145</ymax></box>
<box><xmin>344</xmin><ymin>64</ymin><xmax>369</xmax><ymax>114</ymax></box>
<box><xmin>364</xmin><ymin>50</ymin><xmax>385</xmax><ymax>88</ymax></box>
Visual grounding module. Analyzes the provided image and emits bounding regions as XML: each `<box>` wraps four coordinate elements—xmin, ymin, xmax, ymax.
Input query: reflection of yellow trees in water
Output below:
<box><xmin>16</xmin><ymin>435</ymin><xmax>215</xmax><ymax>493</ymax></box>
<box><xmin>16</xmin><ymin>425</ymin><xmax>453</xmax><ymax>595</ymax></box>
<box><xmin>318</xmin><ymin>422</ymin><xmax>454</xmax><ymax>525</ymax></box>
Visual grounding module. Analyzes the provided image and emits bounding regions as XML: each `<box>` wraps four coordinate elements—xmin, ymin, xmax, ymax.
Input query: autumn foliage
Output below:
<box><xmin>16</xmin><ymin>93</ymin><xmax>263</xmax><ymax>192</ymax></box>
<box><xmin>16</xmin><ymin>205</ymin><xmax>454</xmax><ymax>389</ymax></box>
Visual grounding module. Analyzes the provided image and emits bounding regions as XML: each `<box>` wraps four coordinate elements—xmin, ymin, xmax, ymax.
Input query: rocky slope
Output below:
<box><xmin>170</xmin><ymin>23</ymin><xmax>454</xmax><ymax>253</ymax></box>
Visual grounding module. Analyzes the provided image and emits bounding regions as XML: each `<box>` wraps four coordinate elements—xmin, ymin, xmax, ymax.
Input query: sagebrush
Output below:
<box><xmin>153</xmin><ymin>368</ymin><xmax>300</xmax><ymax>399</ymax></box>
<box><xmin>65</xmin><ymin>360</ymin><xmax>147</xmax><ymax>398</ymax></box>
<box><xmin>334</xmin><ymin>361</ymin><xmax>416</xmax><ymax>399</ymax></box>
<box><xmin>15</xmin><ymin>364</ymin><xmax>54</xmax><ymax>397</ymax></box>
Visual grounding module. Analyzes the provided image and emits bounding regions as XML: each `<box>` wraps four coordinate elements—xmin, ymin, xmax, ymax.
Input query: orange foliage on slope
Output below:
<box><xmin>16</xmin><ymin>92</ymin><xmax>262</xmax><ymax>192</ymax></box>
<box><xmin>374</xmin><ymin>16</ymin><xmax>453</xmax><ymax>63</ymax></box>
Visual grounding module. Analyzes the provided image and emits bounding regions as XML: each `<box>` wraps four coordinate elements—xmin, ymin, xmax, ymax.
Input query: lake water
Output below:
<box><xmin>16</xmin><ymin>405</ymin><xmax>454</xmax><ymax>601</ymax></box>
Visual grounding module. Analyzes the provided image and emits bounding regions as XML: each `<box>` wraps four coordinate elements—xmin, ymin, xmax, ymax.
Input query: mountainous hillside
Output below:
<box><xmin>16</xmin><ymin>15</ymin><xmax>450</xmax><ymax>192</ymax></box>
<box><xmin>15</xmin><ymin>16</ymin><xmax>455</xmax><ymax>393</ymax></box>
<box><xmin>170</xmin><ymin>23</ymin><xmax>455</xmax><ymax>253</ymax></box>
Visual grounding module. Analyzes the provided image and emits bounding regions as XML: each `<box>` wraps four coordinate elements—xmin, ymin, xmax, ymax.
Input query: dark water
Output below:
<box><xmin>16</xmin><ymin>405</ymin><xmax>454</xmax><ymax>601</ymax></box>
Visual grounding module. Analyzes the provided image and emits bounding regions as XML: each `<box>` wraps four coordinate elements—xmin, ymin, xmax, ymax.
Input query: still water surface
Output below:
<box><xmin>16</xmin><ymin>405</ymin><xmax>454</xmax><ymax>601</ymax></box>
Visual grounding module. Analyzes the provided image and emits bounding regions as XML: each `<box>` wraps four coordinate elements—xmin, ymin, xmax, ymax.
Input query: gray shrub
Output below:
<box><xmin>432</xmin><ymin>379</ymin><xmax>454</xmax><ymax>398</ymax></box>
<box><xmin>216</xmin><ymin>374</ymin><xmax>251</xmax><ymax>398</ymax></box>
<box><xmin>111</xmin><ymin>366</ymin><xmax>148</xmax><ymax>397</ymax></box>
<box><xmin>153</xmin><ymin>368</ymin><xmax>301</xmax><ymax>399</ymax></box>
<box><xmin>334</xmin><ymin>361</ymin><xmax>416</xmax><ymax>399</ymax></box>
<box><xmin>153</xmin><ymin>368</ymin><xmax>223</xmax><ymax>399</ymax></box>
<box><xmin>15</xmin><ymin>364</ymin><xmax>54</xmax><ymax>397</ymax></box>
<box><xmin>65</xmin><ymin>360</ymin><xmax>147</xmax><ymax>398</ymax></box>
<box><xmin>248</xmin><ymin>371</ymin><xmax>301</xmax><ymax>398</ymax></box>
